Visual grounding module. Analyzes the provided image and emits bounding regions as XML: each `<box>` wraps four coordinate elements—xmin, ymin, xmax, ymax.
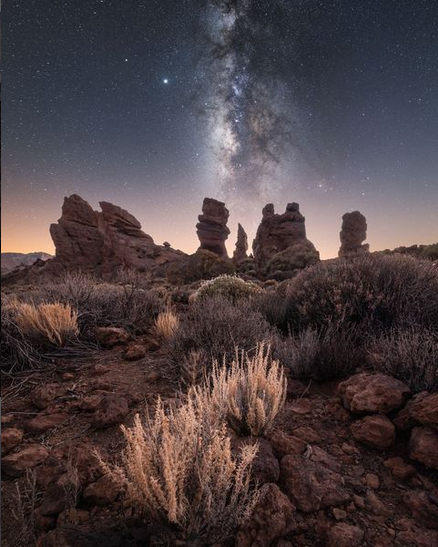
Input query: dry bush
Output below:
<box><xmin>210</xmin><ymin>344</ymin><xmax>286</xmax><ymax>436</ymax></box>
<box><xmin>11</xmin><ymin>301</ymin><xmax>79</xmax><ymax>346</ymax></box>
<box><xmin>285</xmin><ymin>254</ymin><xmax>438</xmax><ymax>333</ymax></box>
<box><xmin>165</xmin><ymin>296</ymin><xmax>274</xmax><ymax>383</ymax></box>
<box><xmin>154</xmin><ymin>310</ymin><xmax>180</xmax><ymax>339</ymax></box>
<box><xmin>274</xmin><ymin>323</ymin><xmax>363</xmax><ymax>381</ymax></box>
<box><xmin>1</xmin><ymin>295</ymin><xmax>41</xmax><ymax>372</ymax></box>
<box><xmin>43</xmin><ymin>272</ymin><xmax>163</xmax><ymax>336</ymax></box>
<box><xmin>369</xmin><ymin>329</ymin><xmax>438</xmax><ymax>393</ymax></box>
<box><xmin>193</xmin><ymin>275</ymin><xmax>262</xmax><ymax>303</ymax></box>
<box><xmin>102</xmin><ymin>396</ymin><xmax>259</xmax><ymax>545</ymax></box>
<box><xmin>252</xmin><ymin>290</ymin><xmax>292</xmax><ymax>333</ymax></box>
<box><xmin>10</xmin><ymin>470</ymin><xmax>41</xmax><ymax>546</ymax></box>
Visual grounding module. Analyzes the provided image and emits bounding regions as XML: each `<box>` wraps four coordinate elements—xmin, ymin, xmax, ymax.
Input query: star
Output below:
<box><xmin>163</xmin><ymin>78</ymin><xmax>169</xmax><ymax>84</ymax></box>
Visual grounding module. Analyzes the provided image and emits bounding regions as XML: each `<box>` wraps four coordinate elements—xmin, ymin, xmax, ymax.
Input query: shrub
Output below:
<box><xmin>1</xmin><ymin>296</ymin><xmax>40</xmax><ymax>372</ymax></box>
<box><xmin>193</xmin><ymin>275</ymin><xmax>262</xmax><ymax>303</ymax></box>
<box><xmin>252</xmin><ymin>290</ymin><xmax>292</xmax><ymax>333</ymax></box>
<box><xmin>102</xmin><ymin>397</ymin><xmax>259</xmax><ymax>544</ymax></box>
<box><xmin>369</xmin><ymin>329</ymin><xmax>438</xmax><ymax>393</ymax></box>
<box><xmin>274</xmin><ymin>323</ymin><xmax>363</xmax><ymax>381</ymax></box>
<box><xmin>154</xmin><ymin>310</ymin><xmax>180</xmax><ymax>339</ymax></box>
<box><xmin>43</xmin><ymin>272</ymin><xmax>163</xmax><ymax>336</ymax></box>
<box><xmin>210</xmin><ymin>344</ymin><xmax>286</xmax><ymax>436</ymax></box>
<box><xmin>285</xmin><ymin>254</ymin><xmax>438</xmax><ymax>333</ymax></box>
<box><xmin>167</xmin><ymin>249</ymin><xmax>235</xmax><ymax>285</ymax></box>
<box><xmin>165</xmin><ymin>296</ymin><xmax>273</xmax><ymax>384</ymax></box>
<box><xmin>11</xmin><ymin>301</ymin><xmax>79</xmax><ymax>347</ymax></box>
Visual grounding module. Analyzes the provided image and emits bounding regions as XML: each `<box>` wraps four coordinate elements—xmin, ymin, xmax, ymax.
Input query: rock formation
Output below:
<box><xmin>252</xmin><ymin>202</ymin><xmax>319</xmax><ymax>279</ymax></box>
<box><xmin>233</xmin><ymin>223</ymin><xmax>248</xmax><ymax>262</ymax></box>
<box><xmin>196</xmin><ymin>198</ymin><xmax>230</xmax><ymax>258</ymax></box>
<box><xmin>338</xmin><ymin>211</ymin><xmax>369</xmax><ymax>257</ymax></box>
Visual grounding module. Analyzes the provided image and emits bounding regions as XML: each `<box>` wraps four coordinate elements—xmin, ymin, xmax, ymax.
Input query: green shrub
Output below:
<box><xmin>193</xmin><ymin>275</ymin><xmax>261</xmax><ymax>303</ymax></box>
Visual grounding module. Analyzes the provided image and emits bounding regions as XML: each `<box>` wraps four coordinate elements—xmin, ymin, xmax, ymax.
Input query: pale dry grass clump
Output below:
<box><xmin>102</xmin><ymin>396</ymin><xmax>259</xmax><ymax>544</ymax></box>
<box><xmin>193</xmin><ymin>274</ymin><xmax>262</xmax><ymax>303</ymax></box>
<box><xmin>211</xmin><ymin>344</ymin><xmax>287</xmax><ymax>436</ymax></box>
<box><xmin>11</xmin><ymin>301</ymin><xmax>79</xmax><ymax>346</ymax></box>
<box><xmin>154</xmin><ymin>310</ymin><xmax>180</xmax><ymax>339</ymax></box>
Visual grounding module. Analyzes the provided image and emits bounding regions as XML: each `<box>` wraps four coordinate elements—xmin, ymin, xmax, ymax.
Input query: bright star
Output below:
<box><xmin>163</xmin><ymin>78</ymin><xmax>169</xmax><ymax>84</ymax></box>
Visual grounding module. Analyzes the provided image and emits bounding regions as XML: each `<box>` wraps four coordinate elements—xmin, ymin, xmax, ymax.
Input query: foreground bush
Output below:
<box><xmin>165</xmin><ymin>296</ymin><xmax>273</xmax><ymax>384</ymax></box>
<box><xmin>193</xmin><ymin>275</ymin><xmax>261</xmax><ymax>303</ymax></box>
<box><xmin>274</xmin><ymin>323</ymin><xmax>363</xmax><ymax>381</ymax></box>
<box><xmin>103</xmin><ymin>397</ymin><xmax>259</xmax><ymax>545</ymax></box>
<box><xmin>369</xmin><ymin>329</ymin><xmax>438</xmax><ymax>393</ymax></box>
<box><xmin>210</xmin><ymin>344</ymin><xmax>286</xmax><ymax>436</ymax></box>
<box><xmin>11</xmin><ymin>301</ymin><xmax>79</xmax><ymax>347</ymax></box>
<box><xmin>285</xmin><ymin>254</ymin><xmax>438</xmax><ymax>333</ymax></box>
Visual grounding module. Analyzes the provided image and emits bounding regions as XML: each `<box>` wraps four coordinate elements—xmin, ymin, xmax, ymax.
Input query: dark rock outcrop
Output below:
<box><xmin>233</xmin><ymin>223</ymin><xmax>248</xmax><ymax>262</ymax></box>
<box><xmin>252</xmin><ymin>202</ymin><xmax>319</xmax><ymax>279</ymax></box>
<box><xmin>338</xmin><ymin>211</ymin><xmax>369</xmax><ymax>257</ymax></box>
<box><xmin>196</xmin><ymin>198</ymin><xmax>230</xmax><ymax>258</ymax></box>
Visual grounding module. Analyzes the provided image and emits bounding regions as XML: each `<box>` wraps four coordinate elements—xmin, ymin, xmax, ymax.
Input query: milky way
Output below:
<box><xmin>200</xmin><ymin>0</ymin><xmax>308</xmax><ymax>203</ymax></box>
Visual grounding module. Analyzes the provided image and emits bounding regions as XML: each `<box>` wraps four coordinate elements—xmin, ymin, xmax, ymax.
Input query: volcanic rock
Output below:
<box><xmin>409</xmin><ymin>426</ymin><xmax>438</xmax><ymax>469</ymax></box>
<box><xmin>233</xmin><ymin>223</ymin><xmax>249</xmax><ymax>262</ymax></box>
<box><xmin>95</xmin><ymin>326</ymin><xmax>131</xmax><ymax>348</ymax></box>
<box><xmin>196</xmin><ymin>197</ymin><xmax>230</xmax><ymax>258</ymax></box>
<box><xmin>1</xmin><ymin>428</ymin><xmax>24</xmax><ymax>455</ymax></box>
<box><xmin>351</xmin><ymin>414</ymin><xmax>396</xmax><ymax>450</ymax></box>
<box><xmin>327</xmin><ymin>523</ymin><xmax>364</xmax><ymax>547</ymax></box>
<box><xmin>1</xmin><ymin>444</ymin><xmax>49</xmax><ymax>477</ymax></box>
<box><xmin>394</xmin><ymin>392</ymin><xmax>438</xmax><ymax>430</ymax></box>
<box><xmin>235</xmin><ymin>483</ymin><xmax>296</xmax><ymax>547</ymax></box>
<box><xmin>338</xmin><ymin>210</ymin><xmax>369</xmax><ymax>257</ymax></box>
<box><xmin>91</xmin><ymin>393</ymin><xmax>129</xmax><ymax>429</ymax></box>
<box><xmin>252</xmin><ymin>202</ymin><xmax>319</xmax><ymax>278</ymax></box>
<box><xmin>82</xmin><ymin>474</ymin><xmax>119</xmax><ymax>506</ymax></box>
<box><xmin>403</xmin><ymin>490</ymin><xmax>438</xmax><ymax>530</ymax></box>
<box><xmin>338</xmin><ymin>372</ymin><xmax>411</xmax><ymax>414</ymax></box>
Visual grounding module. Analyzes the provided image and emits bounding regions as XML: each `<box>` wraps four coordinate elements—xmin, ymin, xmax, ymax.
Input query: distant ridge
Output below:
<box><xmin>1</xmin><ymin>252</ymin><xmax>53</xmax><ymax>274</ymax></box>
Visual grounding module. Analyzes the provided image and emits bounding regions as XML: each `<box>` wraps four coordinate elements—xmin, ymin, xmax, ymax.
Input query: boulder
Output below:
<box><xmin>1</xmin><ymin>427</ymin><xmax>24</xmax><ymax>455</ymax></box>
<box><xmin>394</xmin><ymin>392</ymin><xmax>438</xmax><ymax>430</ymax></box>
<box><xmin>233</xmin><ymin>223</ymin><xmax>249</xmax><ymax>262</ymax></box>
<box><xmin>82</xmin><ymin>474</ymin><xmax>119</xmax><ymax>506</ymax></box>
<box><xmin>269</xmin><ymin>430</ymin><xmax>307</xmax><ymax>458</ymax></box>
<box><xmin>338</xmin><ymin>372</ymin><xmax>410</xmax><ymax>414</ymax></box>
<box><xmin>351</xmin><ymin>415</ymin><xmax>396</xmax><ymax>450</ymax></box>
<box><xmin>95</xmin><ymin>327</ymin><xmax>130</xmax><ymax>348</ymax></box>
<box><xmin>196</xmin><ymin>197</ymin><xmax>230</xmax><ymax>258</ymax></box>
<box><xmin>280</xmin><ymin>455</ymin><xmax>349</xmax><ymax>512</ymax></box>
<box><xmin>252</xmin><ymin>202</ymin><xmax>319</xmax><ymax>278</ymax></box>
<box><xmin>327</xmin><ymin>523</ymin><xmax>364</xmax><ymax>547</ymax></box>
<box><xmin>235</xmin><ymin>483</ymin><xmax>296</xmax><ymax>547</ymax></box>
<box><xmin>409</xmin><ymin>426</ymin><xmax>438</xmax><ymax>469</ymax></box>
<box><xmin>91</xmin><ymin>394</ymin><xmax>129</xmax><ymax>429</ymax></box>
<box><xmin>26</xmin><ymin>413</ymin><xmax>69</xmax><ymax>434</ymax></box>
<box><xmin>338</xmin><ymin>211</ymin><xmax>369</xmax><ymax>257</ymax></box>
<box><xmin>2</xmin><ymin>444</ymin><xmax>49</xmax><ymax>477</ymax></box>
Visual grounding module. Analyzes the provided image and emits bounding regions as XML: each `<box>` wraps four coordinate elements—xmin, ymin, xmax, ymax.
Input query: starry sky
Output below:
<box><xmin>2</xmin><ymin>0</ymin><xmax>438</xmax><ymax>259</ymax></box>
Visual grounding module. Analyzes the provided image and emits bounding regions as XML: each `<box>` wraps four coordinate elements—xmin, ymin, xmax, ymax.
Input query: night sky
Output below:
<box><xmin>2</xmin><ymin>0</ymin><xmax>438</xmax><ymax>258</ymax></box>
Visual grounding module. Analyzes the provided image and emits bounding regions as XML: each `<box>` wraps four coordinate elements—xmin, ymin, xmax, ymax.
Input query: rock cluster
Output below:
<box><xmin>196</xmin><ymin>197</ymin><xmax>230</xmax><ymax>258</ymax></box>
<box><xmin>338</xmin><ymin>211</ymin><xmax>369</xmax><ymax>257</ymax></box>
<box><xmin>252</xmin><ymin>202</ymin><xmax>319</xmax><ymax>279</ymax></box>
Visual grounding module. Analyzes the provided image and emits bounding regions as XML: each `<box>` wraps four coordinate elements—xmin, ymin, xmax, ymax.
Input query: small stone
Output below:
<box><xmin>57</xmin><ymin>508</ymin><xmax>90</xmax><ymax>526</ymax></box>
<box><xmin>327</xmin><ymin>523</ymin><xmax>364</xmax><ymax>547</ymax></box>
<box><xmin>383</xmin><ymin>457</ymin><xmax>416</xmax><ymax>481</ymax></box>
<box><xmin>1</xmin><ymin>428</ymin><xmax>24</xmax><ymax>455</ymax></box>
<box><xmin>269</xmin><ymin>430</ymin><xmax>307</xmax><ymax>458</ymax></box>
<box><xmin>95</xmin><ymin>326</ymin><xmax>130</xmax><ymax>348</ymax></box>
<box><xmin>366</xmin><ymin>490</ymin><xmax>391</xmax><ymax>517</ymax></box>
<box><xmin>123</xmin><ymin>343</ymin><xmax>147</xmax><ymax>361</ymax></box>
<box><xmin>62</xmin><ymin>373</ymin><xmax>75</xmax><ymax>381</ymax></box>
<box><xmin>409</xmin><ymin>426</ymin><xmax>438</xmax><ymax>470</ymax></box>
<box><xmin>83</xmin><ymin>474</ymin><xmax>119</xmax><ymax>506</ymax></box>
<box><xmin>353</xmin><ymin>494</ymin><xmax>365</xmax><ymax>509</ymax></box>
<box><xmin>332</xmin><ymin>508</ymin><xmax>347</xmax><ymax>520</ymax></box>
<box><xmin>32</xmin><ymin>383</ymin><xmax>59</xmax><ymax>410</ymax></box>
<box><xmin>341</xmin><ymin>442</ymin><xmax>358</xmax><ymax>455</ymax></box>
<box><xmin>403</xmin><ymin>490</ymin><xmax>438</xmax><ymax>530</ymax></box>
<box><xmin>365</xmin><ymin>473</ymin><xmax>380</xmax><ymax>489</ymax></box>
<box><xmin>351</xmin><ymin>414</ymin><xmax>396</xmax><ymax>450</ymax></box>
<box><xmin>26</xmin><ymin>413</ymin><xmax>69</xmax><ymax>434</ymax></box>
<box><xmin>91</xmin><ymin>394</ymin><xmax>129</xmax><ymax>429</ymax></box>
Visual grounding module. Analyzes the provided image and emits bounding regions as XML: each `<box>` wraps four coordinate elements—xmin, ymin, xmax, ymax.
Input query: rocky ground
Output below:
<box><xmin>1</xmin><ymin>329</ymin><xmax>437</xmax><ymax>547</ymax></box>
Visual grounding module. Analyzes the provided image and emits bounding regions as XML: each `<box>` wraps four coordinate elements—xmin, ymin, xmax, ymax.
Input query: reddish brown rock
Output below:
<box><xmin>394</xmin><ymin>392</ymin><xmax>438</xmax><ymax>430</ymax></box>
<box><xmin>123</xmin><ymin>343</ymin><xmax>147</xmax><ymax>361</ymax></box>
<box><xmin>327</xmin><ymin>523</ymin><xmax>364</xmax><ymax>547</ymax></box>
<box><xmin>233</xmin><ymin>223</ymin><xmax>249</xmax><ymax>262</ymax></box>
<box><xmin>82</xmin><ymin>474</ymin><xmax>119</xmax><ymax>506</ymax></box>
<box><xmin>57</xmin><ymin>508</ymin><xmax>90</xmax><ymax>526</ymax></box>
<box><xmin>32</xmin><ymin>383</ymin><xmax>59</xmax><ymax>410</ymax></box>
<box><xmin>1</xmin><ymin>444</ymin><xmax>49</xmax><ymax>477</ymax></box>
<box><xmin>26</xmin><ymin>413</ymin><xmax>69</xmax><ymax>434</ymax></box>
<box><xmin>95</xmin><ymin>326</ymin><xmax>130</xmax><ymax>348</ymax></box>
<box><xmin>252</xmin><ymin>202</ymin><xmax>319</xmax><ymax>279</ymax></box>
<box><xmin>351</xmin><ymin>415</ymin><xmax>396</xmax><ymax>450</ymax></box>
<box><xmin>280</xmin><ymin>455</ymin><xmax>349</xmax><ymax>512</ymax></box>
<box><xmin>1</xmin><ymin>427</ymin><xmax>24</xmax><ymax>455</ymax></box>
<box><xmin>196</xmin><ymin>197</ymin><xmax>230</xmax><ymax>258</ymax></box>
<box><xmin>91</xmin><ymin>393</ymin><xmax>129</xmax><ymax>429</ymax></box>
<box><xmin>383</xmin><ymin>457</ymin><xmax>416</xmax><ymax>481</ymax></box>
<box><xmin>365</xmin><ymin>490</ymin><xmax>392</xmax><ymax>517</ymax></box>
<box><xmin>409</xmin><ymin>426</ymin><xmax>438</xmax><ymax>469</ymax></box>
<box><xmin>269</xmin><ymin>430</ymin><xmax>307</xmax><ymax>458</ymax></box>
<box><xmin>235</xmin><ymin>483</ymin><xmax>296</xmax><ymax>547</ymax></box>
<box><xmin>338</xmin><ymin>372</ymin><xmax>410</xmax><ymax>414</ymax></box>
<box><xmin>250</xmin><ymin>438</ymin><xmax>280</xmax><ymax>484</ymax></box>
<box><xmin>403</xmin><ymin>490</ymin><xmax>438</xmax><ymax>530</ymax></box>
<box><xmin>40</xmin><ymin>473</ymin><xmax>78</xmax><ymax>516</ymax></box>
<box><xmin>338</xmin><ymin>211</ymin><xmax>369</xmax><ymax>257</ymax></box>
<box><xmin>396</xmin><ymin>527</ymin><xmax>438</xmax><ymax>547</ymax></box>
